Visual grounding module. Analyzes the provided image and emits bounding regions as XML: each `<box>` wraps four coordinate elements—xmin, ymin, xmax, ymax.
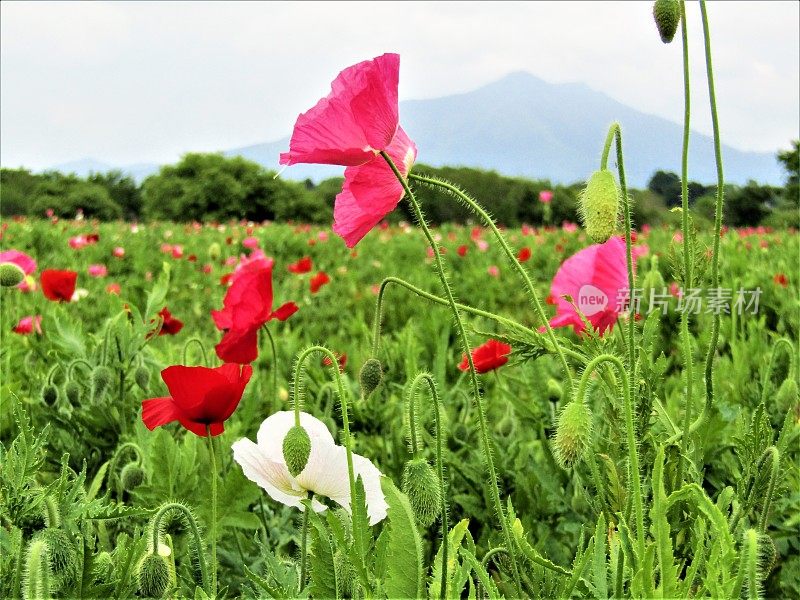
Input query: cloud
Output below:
<box><xmin>1</xmin><ymin>1</ymin><xmax>797</xmax><ymax>169</ymax></box>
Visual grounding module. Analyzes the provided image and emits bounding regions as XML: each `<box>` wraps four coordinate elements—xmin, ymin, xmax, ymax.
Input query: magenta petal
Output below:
<box><xmin>280</xmin><ymin>53</ymin><xmax>400</xmax><ymax>167</ymax></box>
<box><xmin>332</xmin><ymin>127</ymin><xmax>417</xmax><ymax>248</ymax></box>
<box><xmin>0</xmin><ymin>250</ymin><xmax>37</xmax><ymax>275</ymax></box>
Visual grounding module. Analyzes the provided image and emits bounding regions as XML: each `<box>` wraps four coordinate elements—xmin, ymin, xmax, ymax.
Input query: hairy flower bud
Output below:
<box><xmin>38</xmin><ymin>529</ymin><xmax>78</xmax><ymax>591</ymax></box>
<box><xmin>334</xmin><ymin>549</ymin><xmax>356</xmax><ymax>597</ymax></box>
<box><xmin>138</xmin><ymin>553</ymin><xmax>171</xmax><ymax>599</ymax></box>
<box><xmin>653</xmin><ymin>0</ymin><xmax>681</xmax><ymax>44</ymax></box>
<box><xmin>553</xmin><ymin>400</ymin><xmax>593</xmax><ymax>468</ymax></box>
<box><xmin>92</xmin><ymin>551</ymin><xmax>113</xmax><ymax>582</ymax></box>
<box><xmin>579</xmin><ymin>170</ymin><xmax>619</xmax><ymax>244</ymax></box>
<box><xmin>775</xmin><ymin>378</ymin><xmax>798</xmax><ymax>412</ymax></box>
<box><xmin>121</xmin><ymin>463</ymin><xmax>145</xmax><ymax>491</ymax></box>
<box><xmin>359</xmin><ymin>358</ymin><xmax>383</xmax><ymax>397</ymax></box>
<box><xmin>282</xmin><ymin>424</ymin><xmax>311</xmax><ymax>477</ymax></box>
<box><xmin>91</xmin><ymin>366</ymin><xmax>113</xmax><ymax>403</ymax></box>
<box><xmin>63</xmin><ymin>381</ymin><xmax>81</xmax><ymax>406</ymax></box>
<box><xmin>0</xmin><ymin>262</ymin><xmax>25</xmax><ymax>287</ymax></box>
<box><xmin>134</xmin><ymin>366</ymin><xmax>151</xmax><ymax>391</ymax></box>
<box><xmin>41</xmin><ymin>384</ymin><xmax>59</xmax><ymax>406</ymax></box>
<box><xmin>401</xmin><ymin>458</ymin><xmax>441</xmax><ymax>527</ymax></box>
<box><xmin>546</xmin><ymin>378</ymin><xmax>563</xmax><ymax>402</ymax></box>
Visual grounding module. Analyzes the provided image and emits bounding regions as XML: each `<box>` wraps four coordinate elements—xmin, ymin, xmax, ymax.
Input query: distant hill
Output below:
<box><xmin>44</xmin><ymin>72</ymin><xmax>784</xmax><ymax>187</ymax></box>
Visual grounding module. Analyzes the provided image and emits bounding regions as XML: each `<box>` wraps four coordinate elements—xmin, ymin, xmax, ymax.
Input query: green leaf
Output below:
<box><xmin>592</xmin><ymin>513</ymin><xmax>608</xmax><ymax>599</ymax></box>
<box><xmin>460</xmin><ymin>547</ymin><xmax>501</xmax><ymax>600</ymax></box>
<box><xmin>381</xmin><ymin>476</ymin><xmax>424</xmax><ymax>599</ymax></box>
<box><xmin>430</xmin><ymin>518</ymin><xmax>470</xmax><ymax>599</ymax></box>
<box><xmin>143</xmin><ymin>262</ymin><xmax>171</xmax><ymax>320</ymax></box>
<box><xmin>305</xmin><ymin>503</ymin><xmax>338</xmax><ymax>600</ymax></box>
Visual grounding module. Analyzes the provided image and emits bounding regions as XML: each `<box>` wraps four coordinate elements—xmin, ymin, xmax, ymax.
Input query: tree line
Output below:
<box><xmin>1</xmin><ymin>141</ymin><xmax>797</xmax><ymax>227</ymax></box>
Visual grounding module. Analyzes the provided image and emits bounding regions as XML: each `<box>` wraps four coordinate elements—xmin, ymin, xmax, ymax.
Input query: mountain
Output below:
<box><xmin>45</xmin><ymin>72</ymin><xmax>784</xmax><ymax>187</ymax></box>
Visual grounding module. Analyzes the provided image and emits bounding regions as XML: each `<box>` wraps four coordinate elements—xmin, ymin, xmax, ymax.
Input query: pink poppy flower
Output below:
<box><xmin>12</xmin><ymin>315</ymin><xmax>42</xmax><ymax>335</ymax></box>
<box><xmin>243</xmin><ymin>237</ymin><xmax>259</xmax><ymax>249</ymax></box>
<box><xmin>0</xmin><ymin>250</ymin><xmax>37</xmax><ymax>290</ymax></box>
<box><xmin>546</xmin><ymin>236</ymin><xmax>631</xmax><ymax>336</ymax></box>
<box><xmin>488</xmin><ymin>265</ymin><xmax>500</xmax><ymax>277</ymax></box>
<box><xmin>171</xmin><ymin>245</ymin><xmax>184</xmax><ymax>259</ymax></box>
<box><xmin>332</xmin><ymin>127</ymin><xmax>417</xmax><ymax>247</ymax></box>
<box><xmin>280</xmin><ymin>53</ymin><xmax>400</xmax><ymax>168</ymax></box>
<box><xmin>113</xmin><ymin>247</ymin><xmax>125</xmax><ymax>258</ymax></box>
<box><xmin>106</xmin><ymin>283</ymin><xmax>121</xmax><ymax>295</ymax></box>
<box><xmin>88</xmin><ymin>264</ymin><xmax>108</xmax><ymax>278</ymax></box>
<box><xmin>539</xmin><ymin>190</ymin><xmax>553</xmax><ymax>204</ymax></box>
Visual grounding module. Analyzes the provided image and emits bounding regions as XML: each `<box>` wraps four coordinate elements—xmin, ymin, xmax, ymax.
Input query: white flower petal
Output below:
<box><xmin>232</xmin><ymin>438</ymin><xmax>305</xmax><ymax>509</ymax></box>
<box><xmin>297</xmin><ymin>444</ymin><xmax>351</xmax><ymax>508</ymax></box>
<box><xmin>352</xmin><ymin>452</ymin><xmax>388</xmax><ymax>525</ymax></box>
<box><xmin>256</xmin><ymin>411</ymin><xmax>336</xmax><ymax>463</ymax></box>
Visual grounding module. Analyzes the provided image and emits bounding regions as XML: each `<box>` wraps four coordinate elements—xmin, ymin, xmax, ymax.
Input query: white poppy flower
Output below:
<box><xmin>232</xmin><ymin>411</ymin><xmax>387</xmax><ymax>524</ymax></box>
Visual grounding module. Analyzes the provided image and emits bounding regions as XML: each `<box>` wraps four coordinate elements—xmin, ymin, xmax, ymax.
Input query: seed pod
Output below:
<box><xmin>91</xmin><ymin>366</ymin><xmax>113</xmax><ymax>403</ymax></box>
<box><xmin>282</xmin><ymin>424</ymin><xmax>311</xmax><ymax>477</ymax></box>
<box><xmin>553</xmin><ymin>400</ymin><xmax>593</xmax><ymax>468</ymax></box>
<box><xmin>401</xmin><ymin>457</ymin><xmax>442</xmax><ymax>527</ymax></box>
<box><xmin>41</xmin><ymin>384</ymin><xmax>59</xmax><ymax>406</ymax></box>
<box><xmin>579</xmin><ymin>170</ymin><xmax>619</xmax><ymax>244</ymax></box>
<box><xmin>63</xmin><ymin>380</ymin><xmax>81</xmax><ymax>406</ymax></box>
<box><xmin>134</xmin><ymin>366</ymin><xmax>151</xmax><ymax>391</ymax></box>
<box><xmin>359</xmin><ymin>358</ymin><xmax>383</xmax><ymax>397</ymax></box>
<box><xmin>138</xmin><ymin>553</ymin><xmax>170</xmax><ymax>599</ymax></box>
<box><xmin>121</xmin><ymin>463</ymin><xmax>145</xmax><ymax>491</ymax></box>
<box><xmin>38</xmin><ymin>529</ymin><xmax>78</xmax><ymax>591</ymax></box>
<box><xmin>653</xmin><ymin>0</ymin><xmax>681</xmax><ymax>44</ymax></box>
<box><xmin>0</xmin><ymin>262</ymin><xmax>25</xmax><ymax>287</ymax></box>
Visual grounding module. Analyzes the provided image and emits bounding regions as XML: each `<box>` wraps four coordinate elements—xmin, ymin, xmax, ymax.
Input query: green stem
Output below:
<box><xmin>67</xmin><ymin>358</ymin><xmax>93</xmax><ymax>380</ymax></box>
<box><xmin>760</xmin><ymin>338</ymin><xmax>796</xmax><ymax>405</ymax></box>
<box><xmin>409</xmin><ymin>173</ymin><xmax>574</xmax><ymax>389</ymax></box>
<box><xmin>758</xmin><ymin>446</ymin><xmax>780</xmax><ymax>533</ymax></box>
<box><xmin>108</xmin><ymin>442</ymin><xmax>144</xmax><ymax>500</ymax></box>
<box><xmin>407</xmin><ymin>383</ymin><xmax>420</xmax><ymax>456</ymax></box>
<box><xmin>182</xmin><ymin>337</ymin><xmax>209</xmax><ymax>367</ymax></box>
<box><xmin>206</xmin><ymin>428</ymin><xmax>218</xmax><ymax>596</ymax></box>
<box><xmin>262</xmin><ymin>326</ymin><xmax>279</xmax><ymax>413</ymax></box>
<box><xmin>149</xmin><ymin>502</ymin><xmax>210</xmax><ymax>594</ymax></box>
<box><xmin>383</xmin><ymin>153</ymin><xmax>522</xmax><ymax>597</ymax></box>
<box><xmin>598</xmin><ymin>124</ymin><xmax>636</xmax><ymax>406</ymax></box>
<box><xmin>676</xmin><ymin>0</ymin><xmax>695</xmax><ymax>488</ymax></box>
<box><xmin>407</xmin><ymin>373</ymin><xmax>449</xmax><ymax>600</ymax></box>
<box><xmin>576</xmin><ymin>354</ymin><xmax>645</xmax><ymax>557</ymax></box>
<box><xmin>696</xmin><ymin>0</ymin><xmax>726</xmax><ymax>433</ymax></box>
<box><xmin>299</xmin><ymin>492</ymin><xmax>313</xmax><ymax>592</ymax></box>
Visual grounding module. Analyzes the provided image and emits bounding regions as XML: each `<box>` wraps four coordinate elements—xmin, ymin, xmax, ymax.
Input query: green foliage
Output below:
<box><xmin>380</xmin><ymin>477</ymin><xmax>424</xmax><ymax>598</ymax></box>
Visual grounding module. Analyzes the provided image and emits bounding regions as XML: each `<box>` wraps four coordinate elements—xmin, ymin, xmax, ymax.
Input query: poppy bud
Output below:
<box><xmin>279</xmin><ymin>387</ymin><xmax>289</xmax><ymax>403</ymax></box>
<box><xmin>775</xmin><ymin>378</ymin><xmax>798</xmax><ymax>412</ymax></box>
<box><xmin>579</xmin><ymin>170</ymin><xmax>619</xmax><ymax>244</ymax></box>
<box><xmin>121</xmin><ymin>463</ymin><xmax>145</xmax><ymax>490</ymax></box>
<box><xmin>138</xmin><ymin>553</ymin><xmax>171</xmax><ymax>599</ymax></box>
<box><xmin>553</xmin><ymin>400</ymin><xmax>593</xmax><ymax>468</ymax></box>
<box><xmin>91</xmin><ymin>366</ymin><xmax>113</xmax><ymax>403</ymax></box>
<box><xmin>134</xmin><ymin>366</ymin><xmax>151</xmax><ymax>391</ymax></box>
<box><xmin>359</xmin><ymin>358</ymin><xmax>383</xmax><ymax>397</ymax></box>
<box><xmin>0</xmin><ymin>262</ymin><xmax>25</xmax><ymax>287</ymax></box>
<box><xmin>63</xmin><ymin>381</ymin><xmax>81</xmax><ymax>406</ymax></box>
<box><xmin>642</xmin><ymin>256</ymin><xmax>666</xmax><ymax>293</ymax></box>
<box><xmin>653</xmin><ymin>0</ymin><xmax>681</xmax><ymax>43</ymax></box>
<box><xmin>334</xmin><ymin>550</ymin><xmax>356</xmax><ymax>597</ymax></box>
<box><xmin>38</xmin><ymin>529</ymin><xmax>78</xmax><ymax>591</ymax></box>
<box><xmin>495</xmin><ymin>413</ymin><xmax>515</xmax><ymax>438</ymax></box>
<box><xmin>208</xmin><ymin>242</ymin><xmax>221</xmax><ymax>261</ymax></box>
<box><xmin>41</xmin><ymin>384</ymin><xmax>59</xmax><ymax>406</ymax></box>
<box><xmin>546</xmin><ymin>378</ymin><xmax>563</xmax><ymax>402</ymax></box>
<box><xmin>282</xmin><ymin>424</ymin><xmax>311</xmax><ymax>477</ymax></box>
<box><xmin>92</xmin><ymin>551</ymin><xmax>113</xmax><ymax>582</ymax></box>
<box><xmin>401</xmin><ymin>458</ymin><xmax>441</xmax><ymax>527</ymax></box>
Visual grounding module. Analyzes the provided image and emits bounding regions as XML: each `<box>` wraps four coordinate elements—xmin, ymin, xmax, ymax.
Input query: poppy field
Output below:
<box><xmin>2</xmin><ymin>3</ymin><xmax>800</xmax><ymax>600</ymax></box>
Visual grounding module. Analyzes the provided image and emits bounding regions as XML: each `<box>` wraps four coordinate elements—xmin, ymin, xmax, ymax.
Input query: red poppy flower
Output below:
<box><xmin>457</xmin><ymin>245</ymin><xmax>468</xmax><ymax>257</ymax></box>
<box><xmin>106</xmin><ymin>283</ymin><xmax>121</xmax><ymax>295</ymax></box>
<box><xmin>158</xmin><ymin>307</ymin><xmax>184</xmax><ymax>336</ymax></box>
<box><xmin>41</xmin><ymin>269</ymin><xmax>77</xmax><ymax>302</ymax></box>
<box><xmin>288</xmin><ymin>256</ymin><xmax>313</xmax><ymax>274</ymax></box>
<box><xmin>322</xmin><ymin>352</ymin><xmax>347</xmax><ymax>372</ymax></box>
<box><xmin>517</xmin><ymin>247</ymin><xmax>532</xmax><ymax>262</ymax></box>
<box><xmin>458</xmin><ymin>339</ymin><xmax>512</xmax><ymax>374</ymax></box>
<box><xmin>212</xmin><ymin>260</ymin><xmax>297</xmax><ymax>363</ymax></box>
<box><xmin>141</xmin><ymin>363</ymin><xmax>252</xmax><ymax>437</ymax></box>
<box><xmin>774</xmin><ymin>273</ymin><xmax>788</xmax><ymax>287</ymax></box>
<box><xmin>310</xmin><ymin>271</ymin><xmax>330</xmax><ymax>293</ymax></box>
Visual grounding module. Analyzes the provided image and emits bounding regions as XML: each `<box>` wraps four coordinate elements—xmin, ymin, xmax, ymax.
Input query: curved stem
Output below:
<box><xmin>407</xmin><ymin>373</ymin><xmax>450</xmax><ymax>600</ymax></box>
<box><xmin>576</xmin><ymin>354</ymin><xmax>645</xmax><ymax>557</ymax></box>
<box><xmin>758</xmin><ymin>447</ymin><xmax>780</xmax><ymax>533</ymax></box>
<box><xmin>182</xmin><ymin>337</ymin><xmax>209</xmax><ymax>367</ymax></box>
<box><xmin>292</xmin><ymin>345</ymin><xmax>357</xmax><ymax>519</ymax></box>
<box><xmin>67</xmin><ymin>358</ymin><xmax>93</xmax><ymax>380</ymax></box>
<box><xmin>383</xmin><ymin>152</ymin><xmax>522</xmax><ymax>596</ymax></box>
<box><xmin>108</xmin><ymin>442</ymin><xmax>144</xmax><ymax>500</ymax></box>
<box><xmin>409</xmin><ymin>172</ymin><xmax>573</xmax><ymax>389</ymax></box>
<box><xmin>676</xmin><ymin>0</ymin><xmax>695</xmax><ymax>487</ymax></box>
<box><xmin>206</xmin><ymin>428</ymin><xmax>218</xmax><ymax>596</ymax></box>
<box><xmin>149</xmin><ymin>502</ymin><xmax>210</xmax><ymax>594</ymax></box>
<box><xmin>407</xmin><ymin>383</ymin><xmax>420</xmax><ymax>456</ymax></box>
<box><xmin>760</xmin><ymin>338</ymin><xmax>796</xmax><ymax>405</ymax></box>
<box><xmin>262</xmin><ymin>326</ymin><xmax>279</xmax><ymax>413</ymax></box>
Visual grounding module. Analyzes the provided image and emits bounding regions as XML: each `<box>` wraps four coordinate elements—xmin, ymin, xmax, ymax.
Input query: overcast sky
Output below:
<box><xmin>1</xmin><ymin>1</ymin><xmax>798</xmax><ymax>170</ymax></box>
